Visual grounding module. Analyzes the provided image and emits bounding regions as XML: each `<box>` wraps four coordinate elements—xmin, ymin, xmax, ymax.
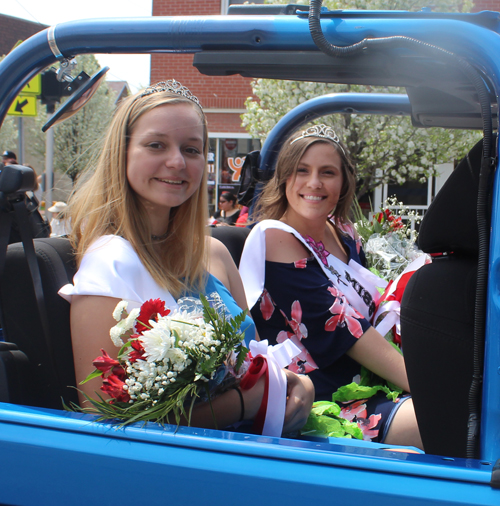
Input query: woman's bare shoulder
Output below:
<box><xmin>206</xmin><ymin>235</ymin><xmax>233</xmax><ymax>285</ymax></box>
<box><xmin>207</xmin><ymin>234</ymin><xmax>232</xmax><ymax>258</ymax></box>
<box><xmin>265</xmin><ymin>228</ymin><xmax>309</xmax><ymax>263</ymax></box>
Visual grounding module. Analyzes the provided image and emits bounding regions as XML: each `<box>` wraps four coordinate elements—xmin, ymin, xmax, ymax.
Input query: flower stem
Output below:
<box><xmin>205</xmin><ymin>384</ymin><xmax>218</xmax><ymax>430</ymax></box>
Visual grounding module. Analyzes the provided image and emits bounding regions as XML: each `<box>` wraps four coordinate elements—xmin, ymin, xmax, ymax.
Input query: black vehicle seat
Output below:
<box><xmin>210</xmin><ymin>226</ymin><xmax>250</xmax><ymax>267</ymax></box>
<box><xmin>0</xmin><ymin>227</ymin><xmax>251</xmax><ymax>408</ymax></box>
<box><xmin>400</xmin><ymin>137</ymin><xmax>489</xmax><ymax>458</ymax></box>
<box><xmin>0</xmin><ymin>237</ymin><xmax>78</xmax><ymax>408</ymax></box>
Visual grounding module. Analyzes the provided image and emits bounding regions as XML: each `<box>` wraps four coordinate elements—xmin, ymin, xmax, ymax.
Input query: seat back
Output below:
<box><xmin>0</xmin><ymin>237</ymin><xmax>78</xmax><ymax>408</ymax></box>
<box><xmin>210</xmin><ymin>226</ymin><xmax>250</xmax><ymax>267</ymax></box>
<box><xmin>400</xmin><ymin>137</ymin><xmax>488</xmax><ymax>457</ymax></box>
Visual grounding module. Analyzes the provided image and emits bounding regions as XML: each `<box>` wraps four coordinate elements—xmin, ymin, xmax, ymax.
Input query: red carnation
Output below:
<box><xmin>136</xmin><ymin>298</ymin><xmax>171</xmax><ymax>333</ymax></box>
<box><xmin>101</xmin><ymin>374</ymin><xmax>130</xmax><ymax>404</ymax></box>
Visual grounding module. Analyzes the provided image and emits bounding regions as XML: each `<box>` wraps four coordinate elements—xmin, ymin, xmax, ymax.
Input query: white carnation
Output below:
<box><xmin>112</xmin><ymin>300</ymin><xmax>128</xmax><ymax>321</ymax></box>
<box><xmin>139</xmin><ymin>318</ymin><xmax>174</xmax><ymax>363</ymax></box>
<box><xmin>109</xmin><ymin>307</ymin><xmax>140</xmax><ymax>347</ymax></box>
<box><xmin>110</xmin><ymin>322</ymin><xmax>127</xmax><ymax>347</ymax></box>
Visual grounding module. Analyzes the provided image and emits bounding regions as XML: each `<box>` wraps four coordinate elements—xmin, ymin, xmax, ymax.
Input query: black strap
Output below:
<box><xmin>12</xmin><ymin>200</ymin><xmax>53</xmax><ymax>345</ymax></box>
<box><xmin>0</xmin><ymin>196</ymin><xmax>61</xmax><ymax>387</ymax></box>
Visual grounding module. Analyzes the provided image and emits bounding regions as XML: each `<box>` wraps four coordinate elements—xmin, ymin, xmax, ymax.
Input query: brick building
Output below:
<box><xmin>472</xmin><ymin>0</ymin><xmax>500</xmax><ymax>9</ymax></box>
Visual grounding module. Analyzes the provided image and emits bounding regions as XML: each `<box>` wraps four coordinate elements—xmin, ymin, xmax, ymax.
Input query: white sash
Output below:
<box><xmin>239</xmin><ymin>220</ymin><xmax>386</xmax><ymax>321</ymax></box>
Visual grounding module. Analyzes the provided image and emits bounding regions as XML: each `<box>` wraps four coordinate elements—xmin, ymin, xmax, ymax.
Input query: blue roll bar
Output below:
<box><xmin>1</xmin><ymin>13</ymin><xmax>500</xmax><ymax>124</ymax></box>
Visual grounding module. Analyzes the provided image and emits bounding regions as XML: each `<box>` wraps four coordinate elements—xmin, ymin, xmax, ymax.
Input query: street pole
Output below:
<box><xmin>17</xmin><ymin>117</ymin><xmax>24</xmax><ymax>164</ymax></box>
<box><xmin>45</xmin><ymin>105</ymin><xmax>55</xmax><ymax>220</ymax></box>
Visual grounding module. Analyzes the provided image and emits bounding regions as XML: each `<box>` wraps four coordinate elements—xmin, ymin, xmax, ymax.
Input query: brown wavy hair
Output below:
<box><xmin>68</xmin><ymin>88</ymin><xmax>209</xmax><ymax>297</ymax></box>
<box><xmin>254</xmin><ymin>127</ymin><xmax>356</xmax><ymax>228</ymax></box>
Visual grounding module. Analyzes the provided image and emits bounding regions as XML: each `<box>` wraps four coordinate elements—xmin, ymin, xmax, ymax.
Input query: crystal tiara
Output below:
<box><xmin>141</xmin><ymin>79</ymin><xmax>201</xmax><ymax>107</ymax></box>
<box><xmin>290</xmin><ymin>124</ymin><xmax>346</xmax><ymax>156</ymax></box>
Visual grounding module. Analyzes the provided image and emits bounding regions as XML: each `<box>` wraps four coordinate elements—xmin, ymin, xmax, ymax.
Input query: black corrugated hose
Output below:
<box><xmin>308</xmin><ymin>0</ymin><xmax>496</xmax><ymax>458</ymax></box>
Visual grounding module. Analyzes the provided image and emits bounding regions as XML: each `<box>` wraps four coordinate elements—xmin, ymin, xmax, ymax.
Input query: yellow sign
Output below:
<box><xmin>8</xmin><ymin>96</ymin><xmax>37</xmax><ymax>117</ymax></box>
<box><xmin>21</xmin><ymin>75</ymin><xmax>41</xmax><ymax>95</ymax></box>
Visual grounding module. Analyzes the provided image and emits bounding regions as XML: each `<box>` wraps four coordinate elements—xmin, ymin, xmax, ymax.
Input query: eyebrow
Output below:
<box><xmin>141</xmin><ymin>131</ymin><xmax>203</xmax><ymax>142</ymax></box>
<box><xmin>297</xmin><ymin>162</ymin><xmax>341</xmax><ymax>170</ymax></box>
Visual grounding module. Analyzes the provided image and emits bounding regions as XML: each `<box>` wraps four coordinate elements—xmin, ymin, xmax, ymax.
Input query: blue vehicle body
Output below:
<box><xmin>0</xmin><ymin>6</ymin><xmax>499</xmax><ymax>505</ymax></box>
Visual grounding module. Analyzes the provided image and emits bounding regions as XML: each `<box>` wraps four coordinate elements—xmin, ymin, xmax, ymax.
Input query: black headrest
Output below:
<box><xmin>417</xmin><ymin>137</ymin><xmax>488</xmax><ymax>256</ymax></box>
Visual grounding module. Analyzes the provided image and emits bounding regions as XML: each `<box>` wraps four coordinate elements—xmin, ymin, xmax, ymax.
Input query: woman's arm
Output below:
<box><xmin>208</xmin><ymin>235</ymin><xmax>315</xmax><ymax>430</ymax></box>
<box><xmin>70</xmin><ymin>294</ymin><xmax>123</xmax><ymax>405</ymax></box>
<box><xmin>346</xmin><ymin>326</ymin><xmax>410</xmax><ymax>392</ymax></box>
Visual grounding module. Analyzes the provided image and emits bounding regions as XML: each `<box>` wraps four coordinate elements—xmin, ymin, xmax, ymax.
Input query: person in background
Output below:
<box><xmin>235</xmin><ymin>206</ymin><xmax>249</xmax><ymax>227</ymax></box>
<box><xmin>211</xmin><ymin>191</ymin><xmax>241</xmax><ymax>226</ymax></box>
<box><xmin>21</xmin><ymin>164</ymin><xmax>43</xmax><ymax>205</ymax></box>
<box><xmin>48</xmin><ymin>201</ymin><xmax>71</xmax><ymax>237</ymax></box>
<box><xmin>2</xmin><ymin>150</ymin><xmax>17</xmax><ymax>166</ymax></box>
<box><xmin>35</xmin><ymin>174</ymin><xmax>44</xmax><ymax>203</ymax></box>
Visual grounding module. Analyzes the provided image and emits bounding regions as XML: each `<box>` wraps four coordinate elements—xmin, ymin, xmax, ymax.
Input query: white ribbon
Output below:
<box><xmin>374</xmin><ymin>301</ymin><xmax>401</xmax><ymax>337</ymax></box>
<box><xmin>372</xmin><ymin>254</ymin><xmax>429</xmax><ymax>337</ymax></box>
<box><xmin>248</xmin><ymin>339</ymin><xmax>301</xmax><ymax>437</ymax></box>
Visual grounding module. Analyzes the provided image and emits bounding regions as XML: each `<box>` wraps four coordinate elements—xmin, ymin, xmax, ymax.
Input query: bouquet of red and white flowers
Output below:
<box><xmin>69</xmin><ymin>294</ymin><xmax>249</xmax><ymax>427</ymax></box>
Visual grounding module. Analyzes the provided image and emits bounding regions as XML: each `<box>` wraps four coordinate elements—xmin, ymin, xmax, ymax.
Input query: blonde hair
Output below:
<box><xmin>68</xmin><ymin>89</ymin><xmax>209</xmax><ymax>297</ymax></box>
<box><xmin>254</xmin><ymin>128</ymin><xmax>356</xmax><ymax>228</ymax></box>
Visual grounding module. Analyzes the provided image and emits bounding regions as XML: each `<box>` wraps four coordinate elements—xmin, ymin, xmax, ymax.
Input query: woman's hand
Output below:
<box><xmin>283</xmin><ymin>370</ymin><xmax>315</xmax><ymax>433</ymax></box>
<box><xmin>241</xmin><ymin>369</ymin><xmax>314</xmax><ymax>434</ymax></box>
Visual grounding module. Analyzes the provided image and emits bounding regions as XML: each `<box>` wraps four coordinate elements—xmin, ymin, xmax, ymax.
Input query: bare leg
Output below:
<box><xmin>383</xmin><ymin>398</ymin><xmax>423</xmax><ymax>450</ymax></box>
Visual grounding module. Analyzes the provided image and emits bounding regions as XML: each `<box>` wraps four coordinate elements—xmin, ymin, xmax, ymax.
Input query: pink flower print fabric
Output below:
<box><xmin>325</xmin><ymin>286</ymin><xmax>365</xmax><ymax>338</ymax></box>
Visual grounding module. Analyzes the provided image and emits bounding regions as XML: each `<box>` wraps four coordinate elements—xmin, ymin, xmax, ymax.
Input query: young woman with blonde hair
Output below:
<box><xmin>60</xmin><ymin>81</ymin><xmax>313</xmax><ymax>431</ymax></box>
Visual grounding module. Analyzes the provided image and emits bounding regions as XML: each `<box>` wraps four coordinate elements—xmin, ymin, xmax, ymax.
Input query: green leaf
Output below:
<box><xmin>234</xmin><ymin>343</ymin><xmax>249</xmax><ymax>372</ymax></box>
<box><xmin>172</xmin><ymin>329</ymin><xmax>180</xmax><ymax>348</ymax></box>
<box><xmin>301</xmin><ymin>404</ymin><xmax>364</xmax><ymax>440</ymax></box>
<box><xmin>117</xmin><ymin>340</ymin><xmax>132</xmax><ymax>359</ymax></box>
<box><xmin>342</xmin><ymin>419</ymin><xmax>364</xmax><ymax>440</ymax></box>
<box><xmin>80</xmin><ymin>369</ymin><xmax>104</xmax><ymax>384</ymax></box>
<box><xmin>310</xmin><ymin>401</ymin><xmax>341</xmax><ymax>417</ymax></box>
<box><xmin>332</xmin><ymin>382</ymin><xmax>386</xmax><ymax>402</ymax></box>
<box><xmin>301</xmin><ymin>413</ymin><xmax>343</xmax><ymax>438</ymax></box>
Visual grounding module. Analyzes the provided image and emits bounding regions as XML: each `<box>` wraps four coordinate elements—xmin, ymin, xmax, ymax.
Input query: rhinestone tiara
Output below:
<box><xmin>290</xmin><ymin>124</ymin><xmax>346</xmax><ymax>156</ymax></box>
<box><xmin>141</xmin><ymin>79</ymin><xmax>201</xmax><ymax>107</ymax></box>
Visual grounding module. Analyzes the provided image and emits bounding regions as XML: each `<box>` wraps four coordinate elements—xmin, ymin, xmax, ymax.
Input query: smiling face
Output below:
<box><xmin>126</xmin><ymin>103</ymin><xmax>205</xmax><ymax>232</ymax></box>
<box><xmin>284</xmin><ymin>141</ymin><xmax>343</xmax><ymax>227</ymax></box>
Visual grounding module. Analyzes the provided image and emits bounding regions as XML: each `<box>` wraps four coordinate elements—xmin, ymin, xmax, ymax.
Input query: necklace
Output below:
<box><xmin>151</xmin><ymin>231</ymin><xmax>169</xmax><ymax>241</ymax></box>
<box><xmin>303</xmin><ymin>235</ymin><xmax>330</xmax><ymax>266</ymax></box>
